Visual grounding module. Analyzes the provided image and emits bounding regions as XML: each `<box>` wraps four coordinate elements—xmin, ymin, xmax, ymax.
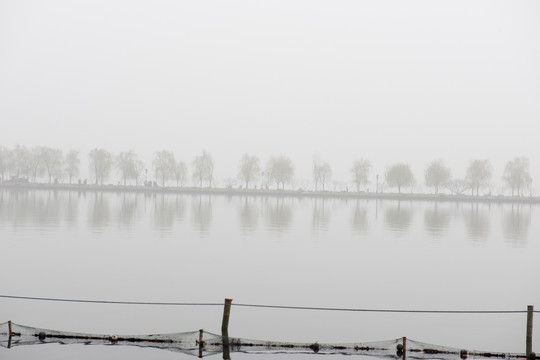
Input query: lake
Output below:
<box><xmin>0</xmin><ymin>188</ymin><xmax>538</xmax><ymax>360</ymax></box>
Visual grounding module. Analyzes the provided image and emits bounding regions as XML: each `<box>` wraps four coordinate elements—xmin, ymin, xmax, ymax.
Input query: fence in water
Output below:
<box><xmin>0</xmin><ymin>297</ymin><xmax>537</xmax><ymax>360</ymax></box>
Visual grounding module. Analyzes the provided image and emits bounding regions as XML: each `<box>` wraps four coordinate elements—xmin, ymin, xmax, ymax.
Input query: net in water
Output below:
<box><xmin>0</xmin><ymin>321</ymin><xmax>534</xmax><ymax>359</ymax></box>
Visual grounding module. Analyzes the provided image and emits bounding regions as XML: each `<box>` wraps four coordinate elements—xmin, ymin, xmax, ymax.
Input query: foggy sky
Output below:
<box><xmin>1</xmin><ymin>1</ymin><xmax>539</xmax><ymax>190</ymax></box>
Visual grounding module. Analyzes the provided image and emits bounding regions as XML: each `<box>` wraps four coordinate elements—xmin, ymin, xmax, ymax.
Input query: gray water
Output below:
<box><xmin>1</xmin><ymin>189</ymin><xmax>538</xmax><ymax>359</ymax></box>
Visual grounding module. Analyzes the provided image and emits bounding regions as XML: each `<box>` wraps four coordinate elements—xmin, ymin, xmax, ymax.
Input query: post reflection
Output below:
<box><xmin>384</xmin><ymin>201</ymin><xmax>413</xmax><ymax>235</ymax></box>
<box><xmin>424</xmin><ymin>202</ymin><xmax>451</xmax><ymax>238</ymax></box>
<box><xmin>502</xmin><ymin>203</ymin><xmax>531</xmax><ymax>246</ymax></box>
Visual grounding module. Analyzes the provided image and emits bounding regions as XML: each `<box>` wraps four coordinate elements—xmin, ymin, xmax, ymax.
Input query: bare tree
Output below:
<box><xmin>266</xmin><ymin>155</ymin><xmax>294</xmax><ymax>190</ymax></box>
<box><xmin>30</xmin><ymin>147</ymin><xmax>47</xmax><ymax>182</ymax></box>
<box><xmin>116</xmin><ymin>151</ymin><xmax>140</xmax><ymax>185</ymax></box>
<box><xmin>466</xmin><ymin>159</ymin><xmax>492</xmax><ymax>196</ymax></box>
<box><xmin>64</xmin><ymin>149</ymin><xmax>80</xmax><ymax>184</ymax></box>
<box><xmin>385</xmin><ymin>163</ymin><xmax>414</xmax><ymax>194</ymax></box>
<box><xmin>10</xmin><ymin>144</ymin><xmax>33</xmax><ymax>180</ymax></box>
<box><xmin>503</xmin><ymin>157</ymin><xmax>531</xmax><ymax>196</ymax></box>
<box><xmin>445</xmin><ymin>178</ymin><xmax>471</xmax><ymax>195</ymax></box>
<box><xmin>238</xmin><ymin>153</ymin><xmax>260</xmax><ymax>189</ymax></box>
<box><xmin>425</xmin><ymin>160</ymin><xmax>451</xmax><ymax>194</ymax></box>
<box><xmin>0</xmin><ymin>146</ymin><xmax>12</xmax><ymax>180</ymax></box>
<box><xmin>319</xmin><ymin>162</ymin><xmax>332</xmax><ymax>191</ymax></box>
<box><xmin>313</xmin><ymin>156</ymin><xmax>322</xmax><ymax>191</ymax></box>
<box><xmin>134</xmin><ymin>159</ymin><xmax>146</xmax><ymax>186</ymax></box>
<box><xmin>39</xmin><ymin>146</ymin><xmax>63</xmax><ymax>183</ymax></box>
<box><xmin>351</xmin><ymin>159</ymin><xmax>371</xmax><ymax>192</ymax></box>
<box><xmin>88</xmin><ymin>148</ymin><xmax>113</xmax><ymax>185</ymax></box>
<box><xmin>173</xmin><ymin>161</ymin><xmax>187</xmax><ymax>187</ymax></box>
<box><xmin>313</xmin><ymin>156</ymin><xmax>332</xmax><ymax>191</ymax></box>
<box><xmin>192</xmin><ymin>150</ymin><xmax>214</xmax><ymax>187</ymax></box>
<box><xmin>153</xmin><ymin>150</ymin><xmax>176</xmax><ymax>186</ymax></box>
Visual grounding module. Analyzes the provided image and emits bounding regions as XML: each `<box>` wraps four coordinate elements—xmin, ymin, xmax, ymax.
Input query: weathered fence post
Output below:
<box><xmin>198</xmin><ymin>329</ymin><xmax>204</xmax><ymax>358</ymax></box>
<box><xmin>402</xmin><ymin>336</ymin><xmax>407</xmax><ymax>360</ymax></box>
<box><xmin>7</xmin><ymin>320</ymin><xmax>12</xmax><ymax>349</ymax></box>
<box><xmin>222</xmin><ymin>298</ymin><xmax>233</xmax><ymax>335</ymax></box>
<box><xmin>526</xmin><ymin>305</ymin><xmax>533</xmax><ymax>356</ymax></box>
<box><xmin>222</xmin><ymin>298</ymin><xmax>233</xmax><ymax>360</ymax></box>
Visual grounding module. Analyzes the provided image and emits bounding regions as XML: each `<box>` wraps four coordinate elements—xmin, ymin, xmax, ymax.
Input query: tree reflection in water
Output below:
<box><xmin>154</xmin><ymin>194</ymin><xmax>174</xmax><ymax>230</ymax></box>
<box><xmin>191</xmin><ymin>195</ymin><xmax>212</xmax><ymax>235</ymax></box>
<box><xmin>264</xmin><ymin>197</ymin><xmax>293</xmax><ymax>235</ymax></box>
<box><xmin>0</xmin><ymin>190</ymin><xmax>536</xmax><ymax>246</ymax></box>
<box><xmin>424</xmin><ymin>202</ymin><xmax>451</xmax><ymax>238</ymax></box>
<box><xmin>117</xmin><ymin>193</ymin><xmax>138</xmax><ymax>228</ymax></box>
<box><xmin>2</xmin><ymin>190</ymin><xmax>35</xmax><ymax>226</ymax></box>
<box><xmin>351</xmin><ymin>199</ymin><xmax>369</xmax><ymax>235</ymax></box>
<box><xmin>502</xmin><ymin>203</ymin><xmax>531</xmax><ymax>247</ymax></box>
<box><xmin>153</xmin><ymin>194</ymin><xmax>186</xmax><ymax>231</ymax></box>
<box><xmin>463</xmin><ymin>203</ymin><xmax>490</xmax><ymax>243</ymax></box>
<box><xmin>1</xmin><ymin>190</ymin><xmax>74</xmax><ymax>228</ymax></box>
<box><xmin>37</xmin><ymin>191</ymin><xmax>62</xmax><ymax>227</ymax></box>
<box><xmin>6</xmin><ymin>190</ymin><xmax>62</xmax><ymax>227</ymax></box>
<box><xmin>312</xmin><ymin>198</ymin><xmax>330</xmax><ymax>234</ymax></box>
<box><xmin>238</xmin><ymin>196</ymin><xmax>259</xmax><ymax>233</ymax></box>
<box><xmin>88</xmin><ymin>192</ymin><xmax>110</xmax><ymax>230</ymax></box>
<box><xmin>384</xmin><ymin>201</ymin><xmax>413</xmax><ymax>235</ymax></box>
<box><xmin>63</xmin><ymin>191</ymin><xmax>80</xmax><ymax>226</ymax></box>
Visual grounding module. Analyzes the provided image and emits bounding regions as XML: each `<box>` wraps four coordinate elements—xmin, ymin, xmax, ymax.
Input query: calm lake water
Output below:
<box><xmin>1</xmin><ymin>189</ymin><xmax>538</xmax><ymax>359</ymax></box>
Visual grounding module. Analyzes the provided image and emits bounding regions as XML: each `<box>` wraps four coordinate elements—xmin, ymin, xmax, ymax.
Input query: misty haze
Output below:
<box><xmin>1</xmin><ymin>1</ymin><xmax>539</xmax><ymax>360</ymax></box>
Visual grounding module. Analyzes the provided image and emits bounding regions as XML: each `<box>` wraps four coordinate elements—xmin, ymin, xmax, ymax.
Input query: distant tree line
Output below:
<box><xmin>0</xmin><ymin>145</ymin><xmax>533</xmax><ymax>197</ymax></box>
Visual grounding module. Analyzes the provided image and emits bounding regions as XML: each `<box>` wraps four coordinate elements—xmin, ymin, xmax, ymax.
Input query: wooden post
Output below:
<box><xmin>221</xmin><ymin>298</ymin><xmax>233</xmax><ymax>335</ymax></box>
<box><xmin>222</xmin><ymin>298</ymin><xmax>232</xmax><ymax>360</ymax></box>
<box><xmin>8</xmin><ymin>320</ymin><xmax>12</xmax><ymax>349</ymax></box>
<box><xmin>526</xmin><ymin>305</ymin><xmax>533</xmax><ymax>356</ymax></box>
<box><xmin>402</xmin><ymin>336</ymin><xmax>407</xmax><ymax>360</ymax></box>
<box><xmin>198</xmin><ymin>329</ymin><xmax>204</xmax><ymax>358</ymax></box>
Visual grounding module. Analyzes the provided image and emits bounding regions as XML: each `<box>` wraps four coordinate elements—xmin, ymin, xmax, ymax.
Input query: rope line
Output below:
<box><xmin>0</xmin><ymin>295</ymin><xmax>221</xmax><ymax>306</ymax></box>
<box><xmin>232</xmin><ymin>303</ymin><xmax>529</xmax><ymax>314</ymax></box>
<box><xmin>1</xmin><ymin>295</ymin><xmax>535</xmax><ymax>313</ymax></box>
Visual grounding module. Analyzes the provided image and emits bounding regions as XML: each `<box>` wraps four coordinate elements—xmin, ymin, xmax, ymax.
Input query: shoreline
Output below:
<box><xmin>1</xmin><ymin>182</ymin><xmax>538</xmax><ymax>204</ymax></box>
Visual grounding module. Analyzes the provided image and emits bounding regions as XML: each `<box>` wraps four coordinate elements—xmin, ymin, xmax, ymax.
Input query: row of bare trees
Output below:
<box><xmin>87</xmin><ymin>149</ymin><xmax>214</xmax><ymax>187</ymax></box>
<box><xmin>373</xmin><ymin>158</ymin><xmax>531</xmax><ymax>196</ymax></box>
<box><xmin>0</xmin><ymin>145</ymin><xmax>533</xmax><ymax>196</ymax></box>
<box><xmin>424</xmin><ymin>158</ymin><xmax>531</xmax><ymax>196</ymax></box>
<box><xmin>0</xmin><ymin>145</ymin><xmax>80</xmax><ymax>184</ymax></box>
<box><xmin>381</xmin><ymin>158</ymin><xmax>531</xmax><ymax>196</ymax></box>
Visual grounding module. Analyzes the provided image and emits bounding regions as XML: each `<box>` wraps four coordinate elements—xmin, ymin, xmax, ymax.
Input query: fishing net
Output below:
<box><xmin>0</xmin><ymin>322</ymin><xmax>8</xmax><ymax>348</ymax></box>
<box><xmin>406</xmin><ymin>338</ymin><xmax>526</xmax><ymax>360</ymax></box>
<box><xmin>203</xmin><ymin>332</ymin><xmax>400</xmax><ymax>357</ymax></box>
<box><xmin>0</xmin><ymin>322</ymin><xmax>221</xmax><ymax>357</ymax></box>
<box><xmin>0</xmin><ymin>322</ymin><xmax>535</xmax><ymax>359</ymax></box>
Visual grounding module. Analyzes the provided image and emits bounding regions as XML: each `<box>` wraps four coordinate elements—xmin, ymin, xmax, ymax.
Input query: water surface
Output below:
<box><xmin>1</xmin><ymin>189</ymin><xmax>538</xmax><ymax>359</ymax></box>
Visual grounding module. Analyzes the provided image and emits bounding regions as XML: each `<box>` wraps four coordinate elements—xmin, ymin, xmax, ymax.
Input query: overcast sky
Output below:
<box><xmin>1</xmin><ymin>1</ymin><xmax>539</xmax><ymax>191</ymax></box>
